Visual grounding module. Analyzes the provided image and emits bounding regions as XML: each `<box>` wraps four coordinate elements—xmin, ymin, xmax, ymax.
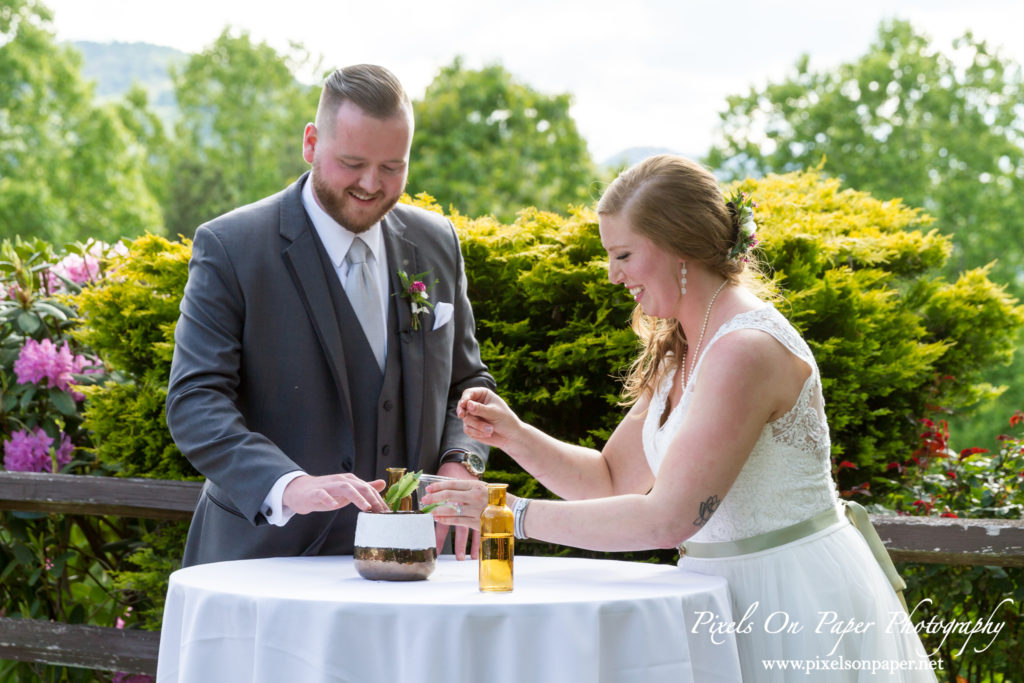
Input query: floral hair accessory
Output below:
<box><xmin>726</xmin><ymin>190</ymin><xmax>759</xmax><ymax>261</ymax></box>
<box><xmin>397</xmin><ymin>270</ymin><xmax>437</xmax><ymax>331</ymax></box>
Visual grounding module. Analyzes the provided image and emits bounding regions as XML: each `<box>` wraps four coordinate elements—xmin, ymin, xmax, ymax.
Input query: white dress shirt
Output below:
<box><xmin>260</xmin><ymin>176</ymin><xmax>392</xmax><ymax>526</ymax></box>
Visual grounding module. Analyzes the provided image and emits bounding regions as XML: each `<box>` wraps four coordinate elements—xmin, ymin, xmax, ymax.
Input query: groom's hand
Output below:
<box><xmin>435</xmin><ymin>461</ymin><xmax>481</xmax><ymax>560</ymax></box>
<box><xmin>283</xmin><ymin>474</ymin><xmax>388</xmax><ymax>515</ymax></box>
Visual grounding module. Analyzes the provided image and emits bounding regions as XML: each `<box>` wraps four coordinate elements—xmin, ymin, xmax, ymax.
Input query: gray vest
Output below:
<box><xmin>311</xmin><ymin>231</ymin><xmax>409</xmax><ymax>554</ymax></box>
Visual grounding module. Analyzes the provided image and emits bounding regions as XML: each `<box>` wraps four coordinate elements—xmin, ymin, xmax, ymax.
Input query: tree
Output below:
<box><xmin>164</xmin><ymin>29</ymin><xmax>319</xmax><ymax>238</ymax></box>
<box><xmin>113</xmin><ymin>83</ymin><xmax>172</xmax><ymax>207</ymax></box>
<box><xmin>705</xmin><ymin>19</ymin><xmax>1024</xmax><ymax>449</ymax></box>
<box><xmin>707</xmin><ymin>19</ymin><xmax>1024</xmax><ymax>290</ymax></box>
<box><xmin>0</xmin><ymin>0</ymin><xmax>162</xmax><ymax>244</ymax></box>
<box><xmin>410</xmin><ymin>58</ymin><xmax>598</xmax><ymax>221</ymax></box>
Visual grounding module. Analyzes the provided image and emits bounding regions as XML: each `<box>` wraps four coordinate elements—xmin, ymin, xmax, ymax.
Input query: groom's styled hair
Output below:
<box><xmin>316</xmin><ymin>64</ymin><xmax>412</xmax><ymax>130</ymax></box>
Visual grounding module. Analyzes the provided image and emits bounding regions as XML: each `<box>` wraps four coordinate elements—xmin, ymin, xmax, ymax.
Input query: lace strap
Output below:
<box><xmin>689</xmin><ymin>306</ymin><xmax>817</xmax><ymax>389</ymax></box>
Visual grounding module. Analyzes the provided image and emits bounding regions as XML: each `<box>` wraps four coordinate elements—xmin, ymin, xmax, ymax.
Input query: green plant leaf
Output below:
<box><xmin>16</xmin><ymin>312</ymin><xmax>40</xmax><ymax>334</ymax></box>
<box><xmin>50</xmin><ymin>389</ymin><xmax>78</xmax><ymax>416</ymax></box>
<box><xmin>384</xmin><ymin>470</ymin><xmax>422</xmax><ymax>511</ymax></box>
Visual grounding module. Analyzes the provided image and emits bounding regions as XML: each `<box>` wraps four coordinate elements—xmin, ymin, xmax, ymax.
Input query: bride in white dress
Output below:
<box><xmin>426</xmin><ymin>155</ymin><xmax>937</xmax><ymax>681</ymax></box>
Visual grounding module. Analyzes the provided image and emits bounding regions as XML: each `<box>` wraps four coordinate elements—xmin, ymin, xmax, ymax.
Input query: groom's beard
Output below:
<box><xmin>311</xmin><ymin>162</ymin><xmax>403</xmax><ymax>234</ymax></box>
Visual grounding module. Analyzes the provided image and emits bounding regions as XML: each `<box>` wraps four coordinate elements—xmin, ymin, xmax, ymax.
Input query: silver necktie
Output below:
<box><xmin>344</xmin><ymin>237</ymin><xmax>385</xmax><ymax>371</ymax></box>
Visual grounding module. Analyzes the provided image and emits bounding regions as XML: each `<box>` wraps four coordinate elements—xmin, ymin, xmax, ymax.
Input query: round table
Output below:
<box><xmin>157</xmin><ymin>554</ymin><xmax>742</xmax><ymax>683</ymax></box>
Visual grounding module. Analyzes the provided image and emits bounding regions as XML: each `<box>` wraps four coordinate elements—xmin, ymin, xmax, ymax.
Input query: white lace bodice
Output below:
<box><xmin>641</xmin><ymin>305</ymin><xmax>839</xmax><ymax>542</ymax></box>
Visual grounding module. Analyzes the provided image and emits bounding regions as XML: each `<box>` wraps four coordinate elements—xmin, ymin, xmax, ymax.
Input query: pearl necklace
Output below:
<box><xmin>682</xmin><ymin>280</ymin><xmax>729</xmax><ymax>389</ymax></box>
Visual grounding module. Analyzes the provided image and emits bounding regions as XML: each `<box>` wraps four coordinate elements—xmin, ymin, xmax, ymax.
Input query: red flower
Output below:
<box><xmin>958</xmin><ymin>447</ymin><xmax>989</xmax><ymax>460</ymax></box>
<box><xmin>837</xmin><ymin>460</ymin><xmax>857</xmax><ymax>470</ymax></box>
<box><xmin>1010</xmin><ymin>411</ymin><xmax>1024</xmax><ymax>428</ymax></box>
<box><xmin>940</xmin><ymin>511</ymin><xmax>959</xmax><ymax>518</ymax></box>
<box><xmin>946</xmin><ymin>471</ymin><xmax>957</xmax><ymax>479</ymax></box>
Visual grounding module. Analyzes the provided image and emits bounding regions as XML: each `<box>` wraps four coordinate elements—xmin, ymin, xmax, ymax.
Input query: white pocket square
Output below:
<box><xmin>432</xmin><ymin>302</ymin><xmax>454</xmax><ymax>331</ymax></box>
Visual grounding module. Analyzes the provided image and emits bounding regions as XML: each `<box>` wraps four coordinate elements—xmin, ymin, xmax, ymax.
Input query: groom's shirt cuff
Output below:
<box><xmin>262</xmin><ymin>470</ymin><xmax>306</xmax><ymax>526</ymax></box>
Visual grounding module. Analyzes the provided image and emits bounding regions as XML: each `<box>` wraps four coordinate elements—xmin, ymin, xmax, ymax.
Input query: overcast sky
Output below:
<box><xmin>44</xmin><ymin>0</ymin><xmax>1024</xmax><ymax>162</ymax></box>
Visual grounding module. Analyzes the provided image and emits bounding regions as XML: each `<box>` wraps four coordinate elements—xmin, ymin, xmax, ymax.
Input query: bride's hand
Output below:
<box><xmin>423</xmin><ymin>479</ymin><xmax>490</xmax><ymax>533</ymax></box>
<box><xmin>457</xmin><ymin>388</ymin><xmax>521</xmax><ymax>450</ymax></box>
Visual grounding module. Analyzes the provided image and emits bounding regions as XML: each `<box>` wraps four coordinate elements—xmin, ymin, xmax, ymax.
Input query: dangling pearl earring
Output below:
<box><xmin>680</xmin><ymin>262</ymin><xmax>687</xmax><ymax>295</ymax></box>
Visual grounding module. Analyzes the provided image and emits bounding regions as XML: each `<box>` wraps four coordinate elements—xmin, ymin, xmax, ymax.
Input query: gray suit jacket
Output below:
<box><xmin>166</xmin><ymin>172</ymin><xmax>494</xmax><ymax>565</ymax></box>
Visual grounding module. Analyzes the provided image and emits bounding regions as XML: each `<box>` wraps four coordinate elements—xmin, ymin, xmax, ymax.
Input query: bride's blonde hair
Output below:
<box><xmin>596</xmin><ymin>155</ymin><xmax>772</xmax><ymax>405</ymax></box>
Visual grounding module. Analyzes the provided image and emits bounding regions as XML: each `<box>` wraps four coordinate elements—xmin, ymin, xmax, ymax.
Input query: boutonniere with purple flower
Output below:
<box><xmin>397</xmin><ymin>270</ymin><xmax>438</xmax><ymax>331</ymax></box>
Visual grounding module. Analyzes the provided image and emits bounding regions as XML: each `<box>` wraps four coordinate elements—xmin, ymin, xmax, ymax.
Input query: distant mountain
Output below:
<box><xmin>71</xmin><ymin>40</ymin><xmax>187</xmax><ymax>113</ymax></box>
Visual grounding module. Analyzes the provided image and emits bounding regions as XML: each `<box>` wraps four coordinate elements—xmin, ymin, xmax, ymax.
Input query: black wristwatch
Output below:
<box><xmin>441</xmin><ymin>449</ymin><xmax>485</xmax><ymax>476</ymax></box>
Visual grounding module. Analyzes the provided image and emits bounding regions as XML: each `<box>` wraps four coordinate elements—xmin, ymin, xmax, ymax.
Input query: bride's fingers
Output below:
<box><xmin>458</xmin><ymin>388</ymin><xmax>493</xmax><ymax>416</ymax></box>
<box><xmin>462</xmin><ymin>417</ymin><xmax>495</xmax><ymax>438</ymax></box>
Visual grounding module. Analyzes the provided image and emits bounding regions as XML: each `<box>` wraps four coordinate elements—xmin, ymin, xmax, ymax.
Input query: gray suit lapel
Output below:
<box><xmin>280</xmin><ymin>175</ymin><xmax>356</xmax><ymax>448</ymax></box>
<box><xmin>383</xmin><ymin>212</ymin><xmax>425</xmax><ymax>467</ymax></box>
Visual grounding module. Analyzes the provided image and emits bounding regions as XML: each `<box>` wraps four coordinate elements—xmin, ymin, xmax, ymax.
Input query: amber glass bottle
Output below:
<box><xmin>479</xmin><ymin>483</ymin><xmax>514</xmax><ymax>592</ymax></box>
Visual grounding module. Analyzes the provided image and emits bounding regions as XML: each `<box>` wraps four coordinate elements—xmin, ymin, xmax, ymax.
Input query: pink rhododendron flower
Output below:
<box><xmin>49</xmin><ymin>252</ymin><xmax>101</xmax><ymax>289</ymax></box>
<box><xmin>13</xmin><ymin>338</ymin><xmax>99</xmax><ymax>400</ymax></box>
<box><xmin>2</xmin><ymin>428</ymin><xmax>74</xmax><ymax>472</ymax></box>
<box><xmin>46</xmin><ymin>241</ymin><xmax>127</xmax><ymax>292</ymax></box>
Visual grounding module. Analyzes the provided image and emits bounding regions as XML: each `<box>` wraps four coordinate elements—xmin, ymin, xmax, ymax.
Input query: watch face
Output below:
<box><xmin>467</xmin><ymin>452</ymin><xmax>486</xmax><ymax>475</ymax></box>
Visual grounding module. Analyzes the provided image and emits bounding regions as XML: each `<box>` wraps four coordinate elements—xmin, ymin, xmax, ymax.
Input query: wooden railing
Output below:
<box><xmin>1</xmin><ymin>471</ymin><xmax>1023</xmax><ymax>675</ymax></box>
<box><xmin>0</xmin><ymin>472</ymin><xmax>201</xmax><ymax>676</ymax></box>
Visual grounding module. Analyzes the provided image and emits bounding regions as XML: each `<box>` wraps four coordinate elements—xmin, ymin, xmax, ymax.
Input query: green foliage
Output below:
<box><xmin>707</xmin><ymin>19</ymin><xmax>1024</xmax><ymax>287</ymax></box>
<box><xmin>68</xmin><ymin>234</ymin><xmax>196</xmax><ymax>480</ymax></box>
<box><xmin>109</xmin><ymin>520</ymin><xmax>190</xmax><ymax>632</ymax></box>
<box><xmin>0</xmin><ymin>0</ymin><xmax>163</xmax><ymax>244</ymax></box>
<box><xmin>79</xmin><ymin>379</ymin><xmax>193</xmax><ymax>481</ymax></box>
<box><xmin>878</xmin><ymin>414</ymin><xmax>1024</xmax><ymax>679</ymax></box>
<box><xmin>738</xmin><ymin>168</ymin><xmax>1024</xmax><ymax>494</ymax></box>
<box><xmin>70</xmin><ymin>234</ymin><xmax>188</xmax><ymax>382</ymax></box>
<box><xmin>384</xmin><ymin>470</ymin><xmax>421</xmax><ymax>511</ymax></box>
<box><xmin>704</xmin><ymin>18</ymin><xmax>1024</xmax><ymax>452</ymax></box>
<box><xmin>411</xmin><ymin>58</ymin><xmax>600</xmax><ymax>222</ymax></box>
<box><xmin>163</xmin><ymin>29</ymin><xmax>320</xmax><ymax>239</ymax></box>
<box><xmin>112</xmin><ymin>84</ymin><xmax>174</xmax><ymax>208</ymax></box>
<box><xmin>445</xmin><ymin>199</ymin><xmax>636</xmax><ymax>459</ymax></box>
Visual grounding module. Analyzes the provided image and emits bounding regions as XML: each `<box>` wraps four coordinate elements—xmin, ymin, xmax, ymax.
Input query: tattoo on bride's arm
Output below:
<box><xmin>692</xmin><ymin>494</ymin><xmax>720</xmax><ymax>527</ymax></box>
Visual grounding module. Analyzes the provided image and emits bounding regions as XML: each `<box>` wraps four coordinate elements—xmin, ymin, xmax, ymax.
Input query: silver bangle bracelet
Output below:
<box><xmin>513</xmin><ymin>497</ymin><xmax>531</xmax><ymax>540</ymax></box>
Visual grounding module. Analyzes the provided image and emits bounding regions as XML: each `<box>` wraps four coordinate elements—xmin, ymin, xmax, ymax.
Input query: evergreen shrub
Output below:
<box><xmin>70</xmin><ymin>234</ymin><xmax>197</xmax><ymax>481</ymax></box>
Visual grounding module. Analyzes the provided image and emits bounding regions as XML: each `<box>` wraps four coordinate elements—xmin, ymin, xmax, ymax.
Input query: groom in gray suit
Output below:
<box><xmin>166</xmin><ymin>64</ymin><xmax>494</xmax><ymax>567</ymax></box>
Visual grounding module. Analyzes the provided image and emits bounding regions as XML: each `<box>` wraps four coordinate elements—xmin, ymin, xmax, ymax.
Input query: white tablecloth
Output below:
<box><xmin>157</xmin><ymin>554</ymin><xmax>741</xmax><ymax>683</ymax></box>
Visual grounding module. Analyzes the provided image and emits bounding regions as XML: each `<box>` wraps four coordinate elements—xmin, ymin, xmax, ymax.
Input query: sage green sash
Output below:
<box><xmin>681</xmin><ymin>501</ymin><xmax>908</xmax><ymax>611</ymax></box>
